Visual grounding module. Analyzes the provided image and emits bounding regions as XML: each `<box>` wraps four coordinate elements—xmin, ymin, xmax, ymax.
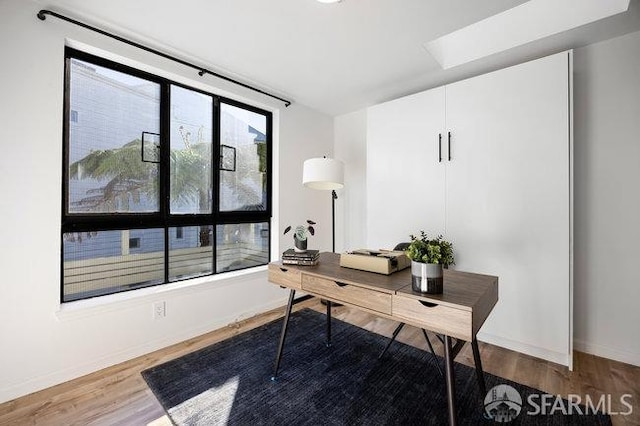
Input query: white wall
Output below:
<box><xmin>334</xmin><ymin>110</ymin><xmax>368</xmax><ymax>252</ymax></box>
<box><xmin>278</xmin><ymin>107</ymin><xmax>335</xmax><ymax>254</ymax></box>
<box><xmin>573</xmin><ymin>30</ymin><xmax>640</xmax><ymax>366</ymax></box>
<box><xmin>0</xmin><ymin>0</ymin><xmax>333</xmax><ymax>403</ymax></box>
<box><xmin>336</xmin><ymin>30</ymin><xmax>640</xmax><ymax>367</ymax></box>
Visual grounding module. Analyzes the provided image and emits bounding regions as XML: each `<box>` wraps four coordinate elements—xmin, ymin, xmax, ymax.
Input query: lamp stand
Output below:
<box><xmin>321</xmin><ymin>189</ymin><xmax>342</xmax><ymax>308</ymax></box>
<box><xmin>332</xmin><ymin>190</ymin><xmax>337</xmax><ymax>253</ymax></box>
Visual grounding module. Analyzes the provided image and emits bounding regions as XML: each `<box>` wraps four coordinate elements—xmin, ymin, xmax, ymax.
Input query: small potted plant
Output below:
<box><xmin>284</xmin><ymin>220</ymin><xmax>316</xmax><ymax>252</ymax></box>
<box><xmin>405</xmin><ymin>232</ymin><xmax>455</xmax><ymax>294</ymax></box>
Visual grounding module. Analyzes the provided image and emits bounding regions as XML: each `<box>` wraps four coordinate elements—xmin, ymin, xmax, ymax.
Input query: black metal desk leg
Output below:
<box><xmin>378</xmin><ymin>323</ymin><xmax>405</xmax><ymax>358</ymax></box>
<box><xmin>471</xmin><ymin>337</ymin><xmax>486</xmax><ymax>397</ymax></box>
<box><xmin>422</xmin><ymin>329</ymin><xmax>444</xmax><ymax>377</ymax></box>
<box><xmin>326</xmin><ymin>300</ymin><xmax>332</xmax><ymax>347</ymax></box>
<box><xmin>444</xmin><ymin>335</ymin><xmax>458</xmax><ymax>426</ymax></box>
<box><xmin>271</xmin><ymin>289</ymin><xmax>296</xmax><ymax>380</ymax></box>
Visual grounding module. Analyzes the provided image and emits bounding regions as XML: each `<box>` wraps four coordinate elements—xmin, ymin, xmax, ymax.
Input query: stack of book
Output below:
<box><xmin>282</xmin><ymin>249</ymin><xmax>320</xmax><ymax>266</ymax></box>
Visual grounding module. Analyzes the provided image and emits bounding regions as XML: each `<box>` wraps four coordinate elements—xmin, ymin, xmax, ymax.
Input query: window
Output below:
<box><xmin>62</xmin><ymin>48</ymin><xmax>272</xmax><ymax>302</ymax></box>
<box><xmin>129</xmin><ymin>237</ymin><xmax>141</xmax><ymax>249</ymax></box>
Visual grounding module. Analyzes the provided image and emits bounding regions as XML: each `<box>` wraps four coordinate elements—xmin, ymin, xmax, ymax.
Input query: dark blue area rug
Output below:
<box><xmin>142</xmin><ymin>309</ymin><xmax>611</xmax><ymax>425</ymax></box>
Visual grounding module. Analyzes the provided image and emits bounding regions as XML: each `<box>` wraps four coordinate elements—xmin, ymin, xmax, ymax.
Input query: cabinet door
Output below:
<box><xmin>445</xmin><ymin>52</ymin><xmax>571</xmax><ymax>365</ymax></box>
<box><xmin>366</xmin><ymin>87</ymin><xmax>446</xmax><ymax>249</ymax></box>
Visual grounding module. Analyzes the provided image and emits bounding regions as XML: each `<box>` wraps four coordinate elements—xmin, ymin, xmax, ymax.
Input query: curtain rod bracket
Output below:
<box><xmin>36</xmin><ymin>9</ymin><xmax>292</xmax><ymax>107</ymax></box>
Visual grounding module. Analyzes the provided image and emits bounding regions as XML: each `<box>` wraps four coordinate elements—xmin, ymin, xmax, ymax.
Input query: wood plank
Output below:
<box><xmin>64</xmin><ymin>270</ymin><xmax>164</xmax><ymax>295</ymax></box>
<box><xmin>64</xmin><ymin>262</ymin><xmax>164</xmax><ymax>284</ymax></box>
<box><xmin>63</xmin><ymin>250</ymin><xmax>164</xmax><ymax>270</ymax></box>
<box><xmin>64</xmin><ymin>255</ymin><xmax>164</xmax><ymax>277</ymax></box>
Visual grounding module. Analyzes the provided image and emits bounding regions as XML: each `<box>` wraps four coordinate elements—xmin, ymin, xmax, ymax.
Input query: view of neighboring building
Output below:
<box><xmin>63</xmin><ymin>58</ymin><xmax>269</xmax><ymax>301</ymax></box>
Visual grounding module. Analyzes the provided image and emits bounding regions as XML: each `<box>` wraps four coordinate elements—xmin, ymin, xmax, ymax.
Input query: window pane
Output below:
<box><xmin>169</xmin><ymin>226</ymin><xmax>213</xmax><ymax>280</ymax></box>
<box><xmin>68</xmin><ymin>59</ymin><xmax>161</xmax><ymax>214</ymax></box>
<box><xmin>62</xmin><ymin>229</ymin><xmax>164</xmax><ymax>301</ymax></box>
<box><xmin>217</xmin><ymin>222</ymin><xmax>269</xmax><ymax>272</ymax></box>
<box><xmin>220</xmin><ymin>103</ymin><xmax>268</xmax><ymax>211</ymax></box>
<box><xmin>170</xmin><ymin>86</ymin><xmax>213</xmax><ymax>214</ymax></box>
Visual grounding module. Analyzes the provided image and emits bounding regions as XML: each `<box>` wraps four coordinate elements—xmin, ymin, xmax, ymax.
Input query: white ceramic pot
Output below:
<box><xmin>411</xmin><ymin>261</ymin><xmax>443</xmax><ymax>294</ymax></box>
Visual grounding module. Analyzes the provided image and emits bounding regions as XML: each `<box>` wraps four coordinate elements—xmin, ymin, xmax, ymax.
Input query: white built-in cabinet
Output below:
<box><xmin>367</xmin><ymin>86</ymin><xmax>446</xmax><ymax>242</ymax></box>
<box><xmin>366</xmin><ymin>51</ymin><xmax>573</xmax><ymax>367</ymax></box>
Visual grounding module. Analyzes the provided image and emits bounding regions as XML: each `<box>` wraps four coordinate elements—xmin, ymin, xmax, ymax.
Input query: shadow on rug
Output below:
<box><xmin>142</xmin><ymin>309</ymin><xmax>610</xmax><ymax>425</ymax></box>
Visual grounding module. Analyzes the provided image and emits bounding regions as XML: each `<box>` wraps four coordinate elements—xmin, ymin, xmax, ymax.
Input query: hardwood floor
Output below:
<box><xmin>1</xmin><ymin>299</ymin><xmax>638</xmax><ymax>425</ymax></box>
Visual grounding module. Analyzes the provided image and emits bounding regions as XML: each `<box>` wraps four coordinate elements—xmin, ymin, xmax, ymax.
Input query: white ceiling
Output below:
<box><xmin>40</xmin><ymin>0</ymin><xmax>640</xmax><ymax>116</ymax></box>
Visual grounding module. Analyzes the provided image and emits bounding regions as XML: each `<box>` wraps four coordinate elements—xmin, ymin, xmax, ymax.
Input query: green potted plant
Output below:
<box><xmin>284</xmin><ymin>220</ymin><xmax>316</xmax><ymax>253</ymax></box>
<box><xmin>405</xmin><ymin>232</ymin><xmax>454</xmax><ymax>294</ymax></box>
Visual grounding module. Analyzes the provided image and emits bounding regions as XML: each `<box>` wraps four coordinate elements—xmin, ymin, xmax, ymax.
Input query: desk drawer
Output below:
<box><xmin>392</xmin><ymin>295</ymin><xmax>472</xmax><ymax>340</ymax></box>
<box><xmin>268</xmin><ymin>264</ymin><xmax>302</xmax><ymax>289</ymax></box>
<box><xmin>302</xmin><ymin>275</ymin><xmax>392</xmax><ymax>315</ymax></box>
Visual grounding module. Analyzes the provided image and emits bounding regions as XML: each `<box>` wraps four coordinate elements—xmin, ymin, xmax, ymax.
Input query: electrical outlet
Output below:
<box><xmin>153</xmin><ymin>301</ymin><xmax>166</xmax><ymax>319</ymax></box>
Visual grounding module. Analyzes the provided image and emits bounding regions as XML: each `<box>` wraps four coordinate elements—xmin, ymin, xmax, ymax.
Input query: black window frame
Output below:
<box><xmin>61</xmin><ymin>47</ymin><xmax>272</xmax><ymax>302</ymax></box>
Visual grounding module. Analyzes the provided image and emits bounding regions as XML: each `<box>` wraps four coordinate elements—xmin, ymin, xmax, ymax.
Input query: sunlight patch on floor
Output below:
<box><xmin>171</xmin><ymin>376</ymin><xmax>240</xmax><ymax>423</ymax></box>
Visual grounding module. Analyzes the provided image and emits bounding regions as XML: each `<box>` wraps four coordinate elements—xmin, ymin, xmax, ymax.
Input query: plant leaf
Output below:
<box><xmin>307</xmin><ymin>219</ymin><xmax>316</xmax><ymax>225</ymax></box>
<box><xmin>283</xmin><ymin>226</ymin><xmax>291</xmax><ymax>235</ymax></box>
<box><xmin>308</xmin><ymin>226</ymin><xmax>315</xmax><ymax>236</ymax></box>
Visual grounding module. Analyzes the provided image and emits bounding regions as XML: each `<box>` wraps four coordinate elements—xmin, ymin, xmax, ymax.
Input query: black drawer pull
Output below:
<box><xmin>279</xmin><ymin>267</ymin><xmax>288</xmax><ymax>272</ymax></box>
<box><xmin>335</xmin><ymin>281</ymin><xmax>348</xmax><ymax>287</ymax></box>
<box><xmin>419</xmin><ymin>301</ymin><xmax>438</xmax><ymax>308</ymax></box>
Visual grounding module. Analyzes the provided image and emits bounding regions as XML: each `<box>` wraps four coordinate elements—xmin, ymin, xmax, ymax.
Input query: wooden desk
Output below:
<box><xmin>268</xmin><ymin>252</ymin><xmax>498</xmax><ymax>426</ymax></box>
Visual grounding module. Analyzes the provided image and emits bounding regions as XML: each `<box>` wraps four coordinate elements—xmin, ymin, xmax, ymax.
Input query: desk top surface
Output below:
<box><xmin>272</xmin><ymin>252</ymin><xmax>498</xmax><ymax>312</ymax></box>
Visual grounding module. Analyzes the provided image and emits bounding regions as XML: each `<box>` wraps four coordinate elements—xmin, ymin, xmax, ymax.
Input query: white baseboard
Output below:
<box><xmin>573</xmin><ymin>338</ymin><xmax>640</xmax><ymax>367</ymax></box>
<box><xmin>0</xmin><ymin>297</ymin><xmax>288</xmax><ymax>404</ymax></box>
<box><xmin>476</xmin><ymin>331</ymin><xmax>571</xmax><ymax>367</ymax></box>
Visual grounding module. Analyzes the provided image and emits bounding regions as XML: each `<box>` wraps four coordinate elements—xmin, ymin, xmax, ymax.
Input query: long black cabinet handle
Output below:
<box><xmin>438</xmin><ymin>133</ymin><xmax>442</xmax><ymax>163</ymax></box>
<box><xmin>419</xmin><ymin>300</ymin><xmax>438</xmax><ymax>308</ymax></box>
<box><xmin>335</xmin><ymin>281</ymin><xmax>349</xmax><ymax>287</ymax></box>
<box><xmin>279</xmin><ymin>267</ymin><xmax>288</xmax><ymax>272</ymax></box>
<box><xmin>448</xmin><ymin>131</ymin><xmax>452</xmax><ymax>161</ymax></box>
